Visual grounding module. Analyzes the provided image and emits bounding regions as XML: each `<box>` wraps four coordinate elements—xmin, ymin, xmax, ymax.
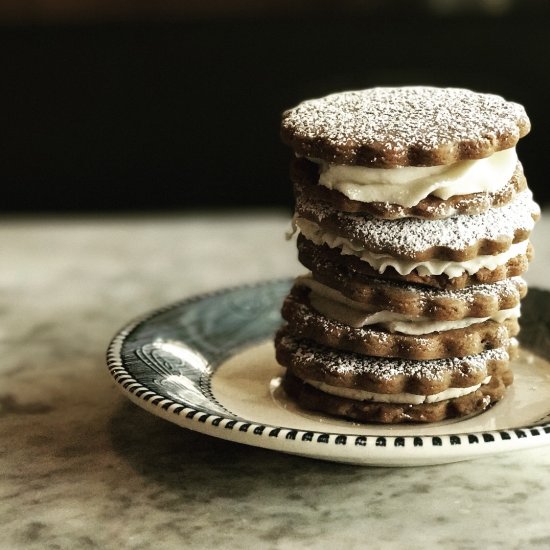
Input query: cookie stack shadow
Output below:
<box><xmin>275</xmin><ymin>87</ymin><xmax>540</xmax><ymax>423</ymax></box>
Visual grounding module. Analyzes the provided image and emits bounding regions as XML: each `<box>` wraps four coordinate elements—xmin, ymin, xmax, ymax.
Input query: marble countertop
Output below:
<box><xmin>2</xmin><ymin>211</ymin><xmax>550</xmax><ymax>550</ymax></box>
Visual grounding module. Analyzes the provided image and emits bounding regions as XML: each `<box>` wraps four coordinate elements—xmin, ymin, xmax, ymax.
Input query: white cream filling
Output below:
<box><xmin>297</xmin><ymin>275</ymin><xmax>520</xmax><ymax>334</ymax></box>
<box><xmin>297</xmin><ymin>217</ymin><xmax>529</xmax><ymax>278</ymax></box>
<box><xmin>305</xmin><ymin>377</ymin><xmax>492</xmax><ymax>405</ymax></box>
<box><xmin>309</xmin><ymin>148</ymin><xmax>517</xmax><ymax>207</ymax></box>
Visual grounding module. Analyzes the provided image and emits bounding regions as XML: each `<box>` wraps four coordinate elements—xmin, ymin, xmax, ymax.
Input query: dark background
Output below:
<box><xmin>1</xmin><ymin>0</ymin><xmax>549</xmax><ymax>212</ymax></box>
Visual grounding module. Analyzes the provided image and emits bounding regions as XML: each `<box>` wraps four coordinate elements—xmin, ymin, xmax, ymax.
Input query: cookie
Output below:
<box><xmin>292</xmin><ymin>157</ymin><xmax>528</xmax><ymax>219</ymax></box>
<box><xmin>294</xmin><ymin>272</ymin><xmax>527</xmax><ymax>320</ymax></box>
<box><xmin>282</xmin><ymin>369</ymin><xmax>511</xmax><ymax>424</ymax></box>
<box><xmin>281</xmin><ymin>285</ymin><xmax>519</xmax><ymax>360</ymax></box>
<box><xmin>295</xmin><ymin>190</ymin><xmax>539</xmax><ymax>263</ymax></box>
<box><xmin>297</xmin><ymin>234</ymin><xmax>533</xmax><ymax>290</ymax></box>
<box><xmin>294</xmin><ymin>276</ymin><xmax>521</xmax><ymax>331</ymax></box>
<box><xmin>281</xmin><ymin>87</ymin><xmax>530</xmax><ymax>167</ymax></box>
<box><xmin>275</xmin><ymin>328</ymin><xmax>514</xmax><ymax>395</ymax></box>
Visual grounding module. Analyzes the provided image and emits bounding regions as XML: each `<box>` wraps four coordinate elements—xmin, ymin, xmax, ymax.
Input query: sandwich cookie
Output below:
<box><xmin>277</xmin><ymin>86</ymin><xmax>538</xmax><ymax>423</ymax></box>
<box><xmin>276</xmin><ymin>330</ymin><xmax>515</xmax><ymax>423</ymax></box>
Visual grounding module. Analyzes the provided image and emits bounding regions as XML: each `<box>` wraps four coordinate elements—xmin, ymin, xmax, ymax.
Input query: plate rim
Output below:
<box><xmin>106</xmin><ymin>278</ymin><xmax>550</xmax><ymax>465</ymax></box>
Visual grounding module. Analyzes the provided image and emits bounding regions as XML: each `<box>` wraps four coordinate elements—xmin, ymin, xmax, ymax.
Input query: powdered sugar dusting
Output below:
<box><xmin>282</xmin><ymin>87</ymin><xmax>530</xmax><ymax>166</ymax></box>
<box><xmin>297</xmin><ymin>189</ymin><xmax>539</xmax><ymax>257</ymax></box>
<box><xmin>280</xmin><ymin>333</ymin><xmax>508</xmax><ymax>381</ymax></box>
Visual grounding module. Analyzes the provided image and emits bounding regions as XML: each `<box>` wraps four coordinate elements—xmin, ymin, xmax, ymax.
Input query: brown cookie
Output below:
<box><xmin>292</xmin><ymin>157</ymin><xmax>528</xmax><ymax>219</ymax></box>
<box><xmin>281</xmin><ymin>87</ymin><xmax>530</xmax><ymax>167</ymax></box>
<box><xmin>282</xmin><ymin>369</ymin><xmax>512</xmax><ymax>424</ymax></box>
<box><xmin>275</xmin><ymin>327</ymin><xmax>512</xmax><ymax>395</ymax></box>
<box><xmin>295</xmin><ymin>190</ymin><xmax>539</xmax><ymax>262</ymax></box>
<box><xmin>281</xmin><ymin>285</ymin><xmax>519</xmax><ymax>360</ymax></box>
<box><xmin>295</xmin><ymin>268</ymin><xmax>527</xmax><ymax>321</ymax></box>
<box><xmin>297</xmin><ymin>234</ymin><xmax>534</xmax><ymax>290</ymax></box>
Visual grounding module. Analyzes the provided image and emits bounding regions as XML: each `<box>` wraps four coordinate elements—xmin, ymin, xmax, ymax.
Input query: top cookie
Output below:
<box><xmin>281</xmin><ymin>87</ymin><xmax>530</xmax><ymax>167</ymax></box>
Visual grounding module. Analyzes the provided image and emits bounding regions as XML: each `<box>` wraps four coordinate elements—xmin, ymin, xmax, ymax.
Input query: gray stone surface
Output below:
<box><xmin>1</xmin><ymin>212</ymin><xmax>549</xmax><ymax>550</ymax></box>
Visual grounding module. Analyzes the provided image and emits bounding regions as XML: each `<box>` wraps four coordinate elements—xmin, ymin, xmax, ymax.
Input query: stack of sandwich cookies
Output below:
<box><xmin>276</xmin><ymin>87</ymin><xmax>539</xmax><ymax>423</ymax></box>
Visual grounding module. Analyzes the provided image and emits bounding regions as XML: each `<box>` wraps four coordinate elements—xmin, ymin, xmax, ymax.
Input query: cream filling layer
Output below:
<box><xmin>305</xmin><ymin>377</ymin><xmax>492</xmax><ymax>405</ymax></box>
<box><xmin>296</xmin><ymin>217</ymin><xmax>529</xmax><ymax>278</ymax></box>
<box><xmin>309</xmin><ymin>148</ymin><xmax>517</xmax><ymax>207</ymax></box>
<box><xmin>297</xmin><ymin>275</ymin><xmax>520</xmax><ymax>334</ymax></box>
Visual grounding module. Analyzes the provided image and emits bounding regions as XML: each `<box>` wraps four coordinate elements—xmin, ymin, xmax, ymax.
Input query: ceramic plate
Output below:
<box><xmin>107</xmin><ymin>279</ymin><xmax>550</xmax><ymax>466</ymax></box>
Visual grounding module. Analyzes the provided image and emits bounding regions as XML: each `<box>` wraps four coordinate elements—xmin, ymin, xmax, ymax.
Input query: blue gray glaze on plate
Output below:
<box><xmin>107</xmin><ymin>280</ymin><xmax>550</xmax><ymax>466</ymax></box>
